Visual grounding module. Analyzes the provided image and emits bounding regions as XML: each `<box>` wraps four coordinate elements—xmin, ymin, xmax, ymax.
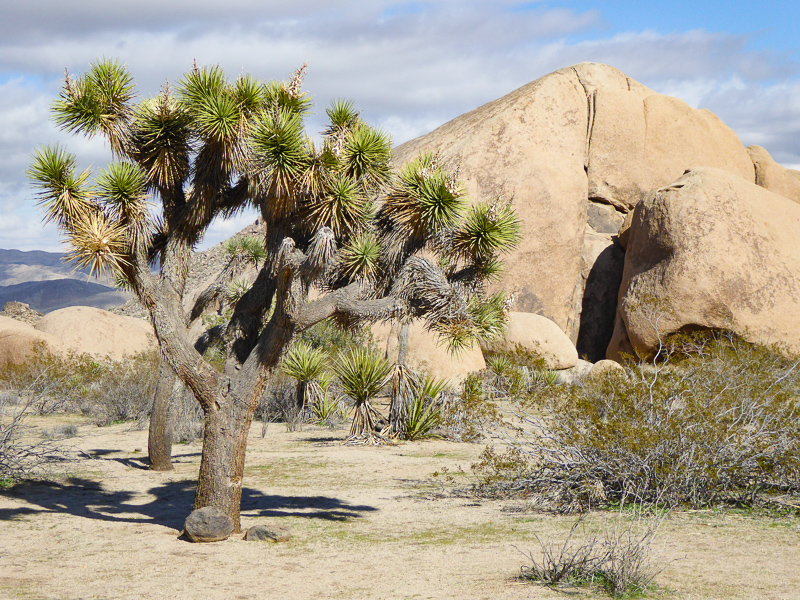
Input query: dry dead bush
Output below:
<box><xmin>0</xmin><ymin>386</ymin><xmax>70</xmax><ymax>482</ymax></box>
<box><xmin>520</xmin><ymin>504</ymin><xmax>667</xmax><ymax>598</ymax></box>
<box><xmin>439</xmin><ymin>373</ymin><xmax>502</xmax><ymax>442</ymax></box>
<box><xmin>82</xmin><ymin>352</ymin><xmax>159</xmax><ymax>426</ymax></box>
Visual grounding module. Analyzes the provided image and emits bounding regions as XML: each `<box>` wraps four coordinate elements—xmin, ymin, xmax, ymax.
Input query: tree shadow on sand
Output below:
<box><xmin>0</xmin><ymin>477</ymin><xmax>378</xmax><ymax>531</ymax></box>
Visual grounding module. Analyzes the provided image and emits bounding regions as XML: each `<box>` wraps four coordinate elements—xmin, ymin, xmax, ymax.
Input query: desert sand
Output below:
<box><xmin>1</xmin><ymin>415</ymin><xmax>799</xmax><ymax>600</ymax></box>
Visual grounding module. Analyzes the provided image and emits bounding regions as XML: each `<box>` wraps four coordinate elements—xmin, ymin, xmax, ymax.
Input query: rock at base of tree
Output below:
<box><xmin>244</xmin><ymin>524</ymin><xmax>291</xmax><ymax>542</ymax></box>
<box><xmin>183</xmin><ymin>507</ymin><xmax>234</xmax><ymax>543</ymax></box>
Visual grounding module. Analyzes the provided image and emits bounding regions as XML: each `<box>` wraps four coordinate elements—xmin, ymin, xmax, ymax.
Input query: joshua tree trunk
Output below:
<box><xmin>148</xmin><ymin>355</ymin><xmax>176</xmax><ymax>471</ymax></box>
<box><xmin>388</xmin><ymin>321</ymin><xmax>415</xmax><ymax>436</ymax></box>
<box><xmin>192</xmin><ymin>394</ymin><xmax>257</xmax><ymax>532</ymax></box>
<box><xmin>397</xmin><ymin>320</ymin><xmax>410</xmax><ymax>365</ymax></box>
<box><xmin>295</xmin><ymin>381</ymin><xmax>307</xmax><ymax>412</ymax></box>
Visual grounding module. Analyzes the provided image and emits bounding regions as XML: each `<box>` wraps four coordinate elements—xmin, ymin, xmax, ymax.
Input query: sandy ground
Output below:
<box><xmin>1</xmin><ymin>416</ymin><xmax>800</xmax><ymax>600</ymax></box>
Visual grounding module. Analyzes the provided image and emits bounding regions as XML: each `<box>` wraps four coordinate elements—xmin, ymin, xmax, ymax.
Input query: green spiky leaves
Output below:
<box><xmin>381</xmin><ymin>152</ymin><xmax>465</xmax><ymax>242</ymax></box>
<box><xmin>341</xmin><ymin>125</ymin><xmax>392</xmax><ymax>191</ymax></box>
<box><xmin>223</xmin><ymin>235</ymin><xmax>267</xmax><ymax>266</ymax></box>
<box><xmin>249</xmin><ymin>107</ymin><xmax>306</xmax><ymax>217</ymax></box>
<box><xmin>95</xmin><ymin>161</ymin><xmax>151</xmax><ymax>245</ymax></box>
<box><xmin>325</xmin><ymin>99</ymin><xmax>360</xmax><ymax>135</ymax></box>
<box><xmin>447</xmin><ymin>197</ymin><xmax>522</xmax><ymax>262</ymax></box>
<box><xmin>27</xmin><ymin>146</ymin><xmax>146</xmax><ymax>281</ymax></box>
<box><xmin>177</xmin><ymin>65</ymin><xmax>227</xmax><ymax>110</ymax></box>
<box><xmin>52</xmin><ymin>59</ymin><xmax>135</xmax><ymax>155</ymax></box>
<box><xmin>334</xmin><ymin>347</ymin><xmax>391</xmax><ymax>405</ymax></box>
<box><xmin>281</xmin><ymin>340</ymin><xmax>328</xmax><ymax>384</ymax></box>
<box><xmin>96</xmin><ymin>161</ymin><xmax>147</xmax><ymax>211</ymax></box>
<box><xmin>303</xmin><ymin>173</ymin><xmax>366</xmax><ymax>238</ymax></box>
<box><xmin>339</xmin><ymin>231</ymin><xmax>382</xmax><ymax>284</ymax></box>
<box><xmin>130</xmin><ymin>91</ymin><xmax>192</xmax><ymax>190</ymax></box>
<box><xmin>263</xmin><ymin>63</ymin><xmax>313</xmax><ymax>117</ymax></box>
<box><xmin>27</xmin><ymin>145</ymin><xmax>92</xmax><ymax>227</ymax></box>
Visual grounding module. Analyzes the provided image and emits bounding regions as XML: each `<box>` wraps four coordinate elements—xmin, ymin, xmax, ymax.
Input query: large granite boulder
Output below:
<box><xmin>481</xmin><ymin>311</ymin><xmax>578</xmax><ymax>370</ymax></box>
<box><xmin>34</xmin><ymin>306</ymin><xmax>156</xmax><ymax>360</ymax></box>
<box><xmin>608</xmin><ymin>167</ymin><xmax>800</xmax><ymax>359</ymax></box>
<box><xmin>586</xmin><ymin>86</ymin><xmax>754</xmax><ymax>211</ymax></box>
<box><xmin>0</xmin><ymin>316</ymin><xmax>63</xmax><ymax>368</ymax></box>
<box><xmin>394</xmin><ymin>62</ymin><xmax>760</xmax><ymax>350</ymax></box>
<box><xmin>394</xmin><ymin>65</ymin><xmax>590</xmax><ymax>340</ymax></box>
<box><xmin>372</xmin><ymin>320</ymin><xmax>485</xmax><ymax>385</ymax></box>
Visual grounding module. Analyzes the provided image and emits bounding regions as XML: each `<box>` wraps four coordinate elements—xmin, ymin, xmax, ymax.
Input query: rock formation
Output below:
<box><xmin>0</xmin><ymin>316</ymin><xmax>63</xmax><ymax>369</ymax></box>
<box><xmin>372</xmin><ymin>320</ymin><xmax>486</xmax><ymax>384</ymax></box>
<box><xmin>395</xmin><ymin>62</ymin><xmax>800</xmax><ymax>362</ymax></box>
<box><xmin>7</xmin><ymin>63</ymin><xmax>799</xmax><ymax>378</ymax></box>
<box><xmin>608</xmin><ymin>167</ymin><xmax>800</xmax><ymax>359</ymax></box>
<box><xmin>481</xmin><ymin>311</ymin><xmax>578</xmax><ymax>370</ymax></box>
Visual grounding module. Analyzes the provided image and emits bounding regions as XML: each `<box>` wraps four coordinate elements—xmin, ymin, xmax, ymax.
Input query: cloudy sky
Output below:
<box><xmin>1</xmin><ymin>0</ymin><xmax>798</xmax><ymax>252</ymax></box>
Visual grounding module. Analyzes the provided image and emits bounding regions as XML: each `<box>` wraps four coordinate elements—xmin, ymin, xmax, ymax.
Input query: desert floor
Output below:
<box><xmin>1</xmin><ymin>414</ymin><xmax>799</xmax><ymax>600</ymax></box>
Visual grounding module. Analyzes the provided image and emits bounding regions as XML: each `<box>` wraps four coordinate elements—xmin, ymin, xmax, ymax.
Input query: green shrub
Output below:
<box><xmin>1</xmin><ymin>348</ymin><xmax>160</xmax><ymax>427</ymax></box>
<box><xmin>474</xmin><ymin>332</ymin><xmax>800</xmax><ymax>510</ymax></box>
<box><xmin>403</xmin><ymin>376</ymin><xmax>449</xmax><ymax>441</ymax></box>
<box><xmin>439</xmin><ymin>372</ymin><xmax>502</xmax><ymax>442</ymax></box>
<box><xmin>483</xmin><ymin>347</ymin><xmax>556</xmax><ymax>399</ymax></box>
<box><xmin>1</xmin><ymin>344</ymin><xmax>106</xmax><ymax>414</ymax></box>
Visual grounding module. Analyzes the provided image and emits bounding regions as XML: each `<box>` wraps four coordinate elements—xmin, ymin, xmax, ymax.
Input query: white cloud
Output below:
<box><xmin>1</xmin><ymin>2</ymin><xmax>799</xmax><ymax>250</ymax></box>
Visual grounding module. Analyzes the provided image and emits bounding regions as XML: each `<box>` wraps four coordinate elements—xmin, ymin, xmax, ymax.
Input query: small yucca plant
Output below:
<box><xmin>334</xmin><ymin>347</ymin><xmax>392</xmax><ymax>444</ymax></box>
<box><xmin>404</xmin><ymin>375</ymin><xmax>449</xmax><ymax>441</ymax></box>
<box><xmin>281</xmin><ymin>341</ymin><xmax>330</xmax><ymax>413</ymax></box>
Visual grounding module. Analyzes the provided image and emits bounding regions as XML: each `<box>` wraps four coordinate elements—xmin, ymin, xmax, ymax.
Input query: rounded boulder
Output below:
<box><xmin>184</xmin><ymin>506</ymin><xmax>234</xmax><ymax>543</ymax></box>
<box><xmin>34</xmin><ymin>306</ymin><xmax>156</xmax><ymax>360</ymax></box>
<box><xmin>0</xmin><ymin>316</ymin><xmax>63</xmax><ymax>369</ymax></box>
<box><xmin>482</xmin><ymin>311</ymin><xmax>578</xmax><ymax>370</ymax></box>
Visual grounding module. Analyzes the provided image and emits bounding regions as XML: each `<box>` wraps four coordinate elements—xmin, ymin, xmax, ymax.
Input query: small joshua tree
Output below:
<box><xmin>27</xmin><ymin>59</ymin><xmax>521</xmax><ymax>530</ymax></box>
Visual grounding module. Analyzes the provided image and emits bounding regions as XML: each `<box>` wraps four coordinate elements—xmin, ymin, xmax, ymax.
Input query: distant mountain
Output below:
<box><xmin>0</xmin><ymin>248</ymin><xmax>130</xmax><ymax>313</ymax></box>
<box><xmin>0</xmin><ymin>248</ymin><xmax>93</xmax><ymax>286</ymax></box>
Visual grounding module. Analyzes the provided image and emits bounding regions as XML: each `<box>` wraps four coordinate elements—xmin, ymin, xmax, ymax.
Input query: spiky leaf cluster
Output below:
<box><xmin>52</xmin><ymin>60</ymin><xmax>135</xmax><ymax>155</ymax></box>
<box><xmin>281</xmin><ymin>341</ymin><xmax>328</xmax><ymax>384</ymax></box>
<box><xmin>334</xmin><ymin>347</ymin><xmax>392</xmax><ymax>405</ymax></box>
<box><xmin>26</xmin><ymin>145</ymin><xmax>150</xmax><ymax>280</ymax></box>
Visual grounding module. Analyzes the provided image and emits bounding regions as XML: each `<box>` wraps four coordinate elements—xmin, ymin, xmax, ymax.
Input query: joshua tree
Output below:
<box><xmin>27</xmin><ymin>59</ymin><xmax>520</xmax><ymax>531</ymax></box>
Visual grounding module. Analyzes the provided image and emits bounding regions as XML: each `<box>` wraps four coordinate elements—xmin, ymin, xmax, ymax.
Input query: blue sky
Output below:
<box><xmin>1</xmin><ymin>0</ymin><xmax>798</xmax><ymax>252</ymax></box>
